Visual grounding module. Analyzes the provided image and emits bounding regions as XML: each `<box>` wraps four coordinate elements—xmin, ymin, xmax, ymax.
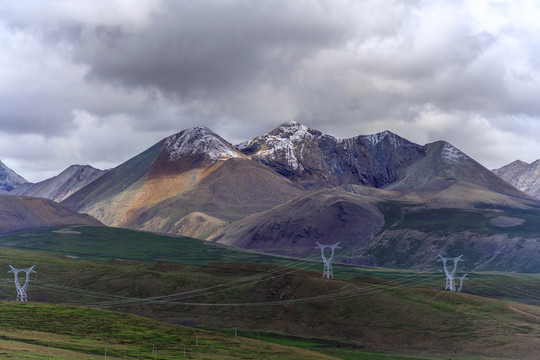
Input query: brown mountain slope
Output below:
<box><xmin>0</xmin><ymin>195</ymin><xmax>101</xmax><ymax>234</ymax></box>
<box><xmin>123</xmin><ymin>158</ymin><xmax>305</xmax><ymax>237</ymax></box>
<box><xmin>398</xmin><ymin>177</ymin><xmax>533</xmax><ymax>208</ymax></box>
<box><xmin>62</xmin><ymin>127</ymin><xmax>246</xmax><ymax>227</ymax></box>
<box><xmin>211</xmin><ymin>186</ymin><xmax>386</xmax><ymax>258</ymax></box>
<box><xmin>61</xmin><ymin>142</ymin><xmax>163</xmax><ymax>226</ymax></box>
<box><xmin>210</xmin><ymin>176</ymin><xmax>540</xmax><ymax>272</ymax></box>
<box><xmin>387</xmin><ymin>141</ymin><xmax>531</xmax><ymax>200</ymax></box>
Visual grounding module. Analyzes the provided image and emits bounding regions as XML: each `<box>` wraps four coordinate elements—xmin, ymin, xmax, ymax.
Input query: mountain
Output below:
<box><xmin>62</xmin><ymin>127</ymin><xmax>304</xmax><ymax>237</ymax></box>
<box><xmin>0</xmin><ymin>160</ymin><xmax>106</xmax><ymax>202</ymax></box>
<box><xmin>13</xmin><ymin>165</ymin><xmax>106</xmax><ymax>202</ymax></box>
<box><xmin>211</xmin><ymin>176</ymin><xmax>540</xmax><ymax>271</ymax></box>
<box><xmin>237</xmin><ymin>121</ymin><xmax>426</xmax><ymax>189</ymax></box>
<box><xmin>208</xmin><ymin>125</ymin><xmax>540</xmax><ymax>271</ymax></box>
<box><xmin>0</xmin><ymin>160</ymin><xmax>28</xmax><ymax>193</ymax></box>
<box><xmin>387</xmin><ymin>141</ymin><xmax>532</xmax><ymax>201</ymax></box>
<box><xmin>493</xmin><ymin>160</ymin><xmax>540</xmax><ymax>199</ymax></box>
<box><xmin>57</xmin><ymin>123</ymin><xmax>540</xmax><ymax>271</ymax></box>
<box><xmin>0</xmin><ymin>195</ymin><xmax>102</xmax><ymax>235</ymax></box>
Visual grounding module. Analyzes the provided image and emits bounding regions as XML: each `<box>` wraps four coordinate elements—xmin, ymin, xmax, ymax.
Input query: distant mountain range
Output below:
<box><xmin>0</xmin><ymin>163</ymin><xmax>106</xmax><ymax>202</ymax></box>
<box><xmin>492</xmin><ymin>160</ymin><xmax>540</xmax><ymax>199</ymax></box>
<box><xmin>3</xmin><ymin>122</ymin><xmax>540</xmax><ymax>271</ymax></box>
<box><xmin>0</xmin><ymin>163</ymin><xmax>105</xmax><ymax>234</ymax></box>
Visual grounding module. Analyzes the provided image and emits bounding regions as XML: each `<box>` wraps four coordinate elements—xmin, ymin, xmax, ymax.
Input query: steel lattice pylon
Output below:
<box><xmin>315</xmin><ymin>242</ymin><xmax>341</xmax><ymax>279</ymax></box>
<box><xmin>437</xmin><ymin>255</ymin><xmax>466</xmax><ymax>292</ymax></box>
<box><xmin>8</xmin><ymin>265</ymin><xmax>36</xmax><ymax>302</ymax></box>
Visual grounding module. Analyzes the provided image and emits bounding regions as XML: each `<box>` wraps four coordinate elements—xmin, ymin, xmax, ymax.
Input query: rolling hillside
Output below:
<box><xmin>0</xmin><ymin>196</ymin><xmax>101</xmax><ymax>235</ymax></box>
<box><xmin>0</xmin><ymin>302</ymin><xmax>335</xmax><ymax>359</ymax></box>
<box><xmin>1</xmin><ymin>234</ymin><xmax>540</xmax><ymax>360</ymax></box>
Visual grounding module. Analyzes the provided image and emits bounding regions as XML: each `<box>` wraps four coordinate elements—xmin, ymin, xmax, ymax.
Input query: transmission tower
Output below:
<box><xmin>437</xmin><ymin>255</ymin><xmax>464</xmax><ymax>292</ymax></box>
<box><xmin>8</xmin><ymin>265</ymin><xmax>36</xmax><ymax>302</ymax></box>
<box><xmin>457</xmin><ymin>273</ymin><xmax>468</xmax><ymax>292</ymax></box>
<box><xmin>315</xmin><ymin>242</ymin><xmax>341</xmax><ymax>279</ymax></box>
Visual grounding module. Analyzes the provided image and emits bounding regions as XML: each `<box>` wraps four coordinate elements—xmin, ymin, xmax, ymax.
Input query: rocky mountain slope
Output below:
<box><xmin>122</xmin><ymin>157</ymin><xmax>304</xmax><ymax>235</ymax></box>
<box><xmin>387</xmin><ymin>141</ymin><xmax>529</xmax><ymax>199</ymax></box>
<box><xmin>237</xmin><ymin>121</ymin><xmax>426</xmax><ymax>189</ymax></box>
<box><xmin>0</xmin><ymin>195</ymin><xmax>102</xmax><ymax>234</ymax></box>
<box><xmin>493</xmin><ymin>160</ymin><xmax>540</xmax><ymax>199</ymax></box>
<box><xmin>13</xmin><ymin>165</ymin><xmax>106</xmax><ymax>202</ymax></box>
<box><xmin>0</xmin><ymin>161</ymin><xmax>105</xmax><ymax>202</ymax></box>
<box><xmin>0</xmin><ymin>159</ymin><xmax>28</xmax><ymax>193</ymax></box>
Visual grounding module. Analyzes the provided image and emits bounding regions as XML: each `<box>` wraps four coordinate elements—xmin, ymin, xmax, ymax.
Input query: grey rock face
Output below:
<box><xmin>493</xmin><ymin>160</ymin><xmax>540</xmax><ymax>199</ymax></box>
<box><xmin>0</xmin><ymin>160</ymin><xmax>28</xmax><ymax>193</ymax></box>
<box><xmin>17</xmin><ymin>165</ymin><xmax>107</xmax><ymax>202</ymax></box>
<box><xmin>236</xmin><ymin>122</ymin><xmax>426</xmax><ymax>189</ymax></box>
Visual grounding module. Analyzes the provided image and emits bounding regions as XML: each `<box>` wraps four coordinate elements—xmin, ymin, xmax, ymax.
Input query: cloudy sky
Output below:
<box><xmin>1</xmin><ymin>0</ymin><xmax>540</xmax><ymax>182</ymax></box>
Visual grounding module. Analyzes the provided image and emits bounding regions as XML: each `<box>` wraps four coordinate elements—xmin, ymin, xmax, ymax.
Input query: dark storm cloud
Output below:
<box><xmin>68</xmin><ymin>0</ymin><xmax>351</xmax><ymax>97</ymax></box>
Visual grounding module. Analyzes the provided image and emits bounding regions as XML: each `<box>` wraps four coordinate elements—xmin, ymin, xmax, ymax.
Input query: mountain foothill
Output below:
<box><xmin>2</xmin><ymin>122</ymin><xmax>540</xmax><ymax>272</ymax></box>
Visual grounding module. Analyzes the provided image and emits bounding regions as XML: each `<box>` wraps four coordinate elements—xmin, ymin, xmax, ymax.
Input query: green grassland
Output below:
<box><xmin>0</xmin><ymin>225</ymin><xmax>286</xmax><ymax>265</ymax></box>
<box><xmin>2</xmin><ymin>226</ymin><xmax>540</xmax><ymax>359</ymax></box>
<box><xmin>0</xmin><ymin>301</ymin><xmax>339</xmax><ymax>359</ymax></box>
<box><xmin>0</xmin><ymin>247</ymin><xmax>539</xmax><ymax>358</ymax></box>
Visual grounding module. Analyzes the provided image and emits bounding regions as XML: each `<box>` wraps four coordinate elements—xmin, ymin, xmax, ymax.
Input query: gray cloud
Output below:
<box><xmin>2</xmin><ymin>0</ymin><xmax>540</xmax><ymax>181</ymax></box>
<box><xmin>65</xmin><ymin>0</ymin><xmax>351</xmax><ymax>98</ymax></box>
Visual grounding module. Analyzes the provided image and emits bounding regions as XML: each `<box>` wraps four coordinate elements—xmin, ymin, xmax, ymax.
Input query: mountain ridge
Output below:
<box><xmin>5</xmin><ymin>122</ymin><xmax>540</xmax><ymax>271</ymax></box>
<box><xmin>493</xmin><ymin>159</ymin><xmax>540</xmax><ymax>199</ymax></box>
<box><xmin>236</xmin><ymin>122</ymin><xmax>427</xmax><ymax>189</ymax></box>
<box><xmin>13</xmin><ymin>165</ymin><xmax>107</xmax><ymax>202</ymax></box>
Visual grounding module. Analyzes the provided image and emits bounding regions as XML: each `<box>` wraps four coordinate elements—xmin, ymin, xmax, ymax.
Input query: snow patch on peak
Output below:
<box><xmin>164</xmin><ymin>127</ymin><xmax>241</xmax><ymax>161</ymax></box>
<box><xmin>441</xmin><ymin>143</ymin><xmax>468</xmax><ymax>163</ymax></box>
<box><xmin>271</xmin><ymin>121</ymin><xmax>314</xmax><ymax>138</ymax></box>
<box><xmin>249</xmin><ymin>122</ymin><xmax>326</xmax><ymax>171</ymax></box>
<box><xmin>363</xmin><ymin>130</ymin><xmax>397</xmax><ymax>147</ymax></box>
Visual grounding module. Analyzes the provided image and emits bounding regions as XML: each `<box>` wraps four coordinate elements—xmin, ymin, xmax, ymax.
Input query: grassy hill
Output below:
<box><xmin>0</xmin><ymin>301</ymin><xmax>337</xmax><ymax>359</ymax></box>
<box><xmin>1</xmin><ymin>229</ymin><xmax>540</xmax><ymax>359</ymax></box>
<box><xmin>0</xmin><ymin>225</ymin><xmax>288</xmax><ymax>265</ymax></box>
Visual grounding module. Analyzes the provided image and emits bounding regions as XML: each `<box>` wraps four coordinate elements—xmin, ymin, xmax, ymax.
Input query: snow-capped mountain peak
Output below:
<box><xmin>236</xmin><ymin>122</ymin><xmax>330</xmax><ymax>171</ymax></box>
<box><xmin>164</xmin><ymin>126</ymin><xmax>242</xmax><ymax>161</ymax></box>
<box><xmin>363</xmin><ymin>130</ymin><xmax>395</xmax><ymax>146</ymax></box>
<box><xmin>271</xmin><ymin>121</ymin><xmax>331</xmax><ymax>140</ymax></box>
